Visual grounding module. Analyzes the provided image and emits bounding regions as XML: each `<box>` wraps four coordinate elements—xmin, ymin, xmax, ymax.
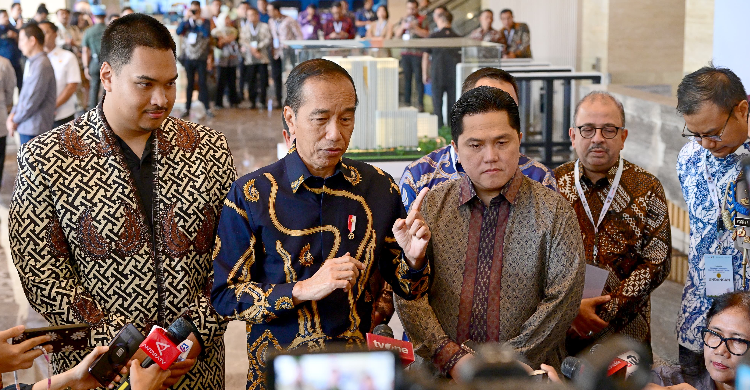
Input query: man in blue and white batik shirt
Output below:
<box><xmin>676</xmin><ymin>65</ymin><xmax>750</xmax><ymax>366</ymax></box>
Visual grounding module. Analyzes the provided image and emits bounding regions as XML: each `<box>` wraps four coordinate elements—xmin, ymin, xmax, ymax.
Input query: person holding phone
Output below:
<box><xmin>0</xmin><ymin>327</ymin><xmax>169</xmax><ymax>390</ymax></box>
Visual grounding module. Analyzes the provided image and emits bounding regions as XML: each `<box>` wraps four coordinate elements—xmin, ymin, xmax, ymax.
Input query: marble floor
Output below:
<box><xmin>0</xmin><ymin>101</ymin><xmax>683</xmax><ymax>389</ymax></box>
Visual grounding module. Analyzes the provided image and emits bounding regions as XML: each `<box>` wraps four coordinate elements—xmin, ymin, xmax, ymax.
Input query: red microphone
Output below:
<box><xmin>366</xmin><ymin>324</ymin><xmax>415</xmax><ymax>366</ymax></box>
<box><xmin>139</xmin><ymin>327</ymin><xmax>182</xmax><ymax>370</ymax></box>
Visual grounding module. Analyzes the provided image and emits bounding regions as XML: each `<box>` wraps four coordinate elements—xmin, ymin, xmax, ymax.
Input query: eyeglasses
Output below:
<box><xmin>575</xmin><ymin>125</ymin><xmax>624</xmax><ymax>139</ymax></box>
<box><xmin>681</xmin><ymin>106</ymin><xmax>735</xmax><ymax>143</ymax></box>
<box><xmin>701</xmin><ymin>327</ymin><xmax>750</xmax><ymax>356</ymax></box>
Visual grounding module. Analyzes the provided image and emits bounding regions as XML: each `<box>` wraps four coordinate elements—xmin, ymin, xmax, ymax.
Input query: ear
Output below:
<box><xmin>568</xmin><ymin>127</ymin><xmax>576</xmax><ymax>147</ymax></box>
<box><xmin>450</xmin><ymin>140</ymin><xmax>459</xmax><ymax>163</ymax></box>
<box><xmin>100</xmin><ymin>62</ymin><xmax>113</xmax><ymax>92</ymax></box>
<box><xmin>283</xmin><ymin>106</ymin><xmax>296</xmax><ymax>137</ymax></box>
<box><xmin>620</xmin><ymin>128</ymin><xmax>628</xmax><ymax>143</ymax></box>
<box><xmin>737</xmin><ymin>99</ymin><xmax>749</xmax><ymax>124</ymax></box>
<box><xmin>518</xmin><ymin>131</ymin><xmax>523</xmax><ymax>143</ymax></box>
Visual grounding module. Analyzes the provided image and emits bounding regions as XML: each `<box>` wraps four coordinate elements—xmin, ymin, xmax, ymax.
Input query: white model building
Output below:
<box><xmin>323</xmin><ymin>55</ymin><xmax>438</xmax><ymax>150</ymax></box>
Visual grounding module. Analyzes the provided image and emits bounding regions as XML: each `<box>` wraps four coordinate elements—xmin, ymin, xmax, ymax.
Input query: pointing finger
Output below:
<box><xmin>406</xmin><ymin>188</ymin><xmax>429</xmax><ymax>225</ymax></box>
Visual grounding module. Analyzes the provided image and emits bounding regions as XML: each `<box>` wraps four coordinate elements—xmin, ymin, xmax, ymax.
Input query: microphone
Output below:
<box><xmin>561</xmin><ymin>349</ymin><xmax>628</xmax><ymax>380</ymax></box>
<box><xmin>366</xmin><ymin>324</ymin><xmax>415</xmax><ymax>366</ymax></box>
<box><xmin>116</xmin><ymin>318</ymin><xmax>194</xmax><ymax>390</ymax></box>
<box><xmin>563</xmin><ymin>337</ymin><xmax>652</xmax><ymax>390</ymax></box>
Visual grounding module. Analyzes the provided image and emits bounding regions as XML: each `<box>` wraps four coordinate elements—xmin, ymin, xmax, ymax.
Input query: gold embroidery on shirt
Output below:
<box><xmin>276</xmin><ymin>240</ymin><xmax>297</xmax><ymax>282</ymax></box>
<box><xmin>227</xmin><ymin>235</ymin><xmax>256</xmax><ymax>284</ymax></box>
<box><xmin>265</xmin><ymin>173</ymin><xmax>341</xmax><ymax>259</ymax></box>
<box><xmin>224</xmin><ymin>199</ymin><xmax>248</xmax><ymax>220</ymax></box>
<box><xmin>342</xmin><ymin>164</ymin><xmax>362</xmax><ymax>186</ymax></box>
<box><xmin>291</xmin><ymin>175</ymin><xmax>304</xmax><ymax>193</ymax></box>
<box><xmin>299</xmin><ymin>243</ymin><xmax>314</xmax><ymax>266</ymax></box>
<box><xmin>212</xmin><ymin>237</ymin><xmax>222</xmax><ymax>261</ymax></box>
<box><xmin>243</xmin><ymin>179</ymin><xmax>260</xmax><ymax>202</ymax></box>
<box><xmin>247</xmin><ymin>330</ymin><xmax>282</xmax><ymax>390</ymax></box>
<box><xmin>274</xmin><ymin>296</ymin><xmax>294</xmax><ymax>310</ymax></box>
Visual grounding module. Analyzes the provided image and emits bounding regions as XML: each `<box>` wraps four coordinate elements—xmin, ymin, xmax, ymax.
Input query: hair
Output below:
<box><xmin>479</xmin><ymin>9</ymin><xmax>492</xmax><ymax>17</ymax></box>
<box><xmin>451</xmin><ymin>86</ymin><xmax>520</xmax><ymax>141</ymax></box>
<box><xmin>377</xmin><ymin>5</ymin><xmax>388</xmax><ymax>18</ymax></box>
<box><xmin>100</xmin><ymin>13</ymin><xmax>176</xmax><ymax>73</ymax></box>
<box><xmin>574</xmin><ymin>91</ymin><xmax>626</xmax><ymax>127</ymax></box>
<box><xmin>307</xmin><ymin>3</ymin><xmax>317</xmax><ymax>10</ymax></box>
<box><xmin>461</xmin><ymin>67</ymin><xmax>519</xmax><ymax>96</ymax></box>
<box><xmin>677</xmin><ymin>64</ymin><xmax>748</xmax><ymax>116</ymax></box>
<box><xmin>36</xmin><ymin>4</ymin><xmax>49</xmax><ymax>15</ymax></box>
<box><xmin>211</xmin><ymin>0</ymin><xmax>222</xmax><ymax>4</ymax></box>
<box><xmin>434</xmin><ymin>5</ymin><xmax>447</xmax><ymax>13</ymax></box>
<box><xmin>57</xmin><ymin>8</ymin><xmax>70</xmax><ymax>14</ymax></box>
<box><xmin>500</xmin><ymin>8</ymin><xmax>512</xmax><ymax>16</ymax></box>
<box><xmin>284</xmin><ymin>58</ymin><xmax>358</xmax><ymax>115</ymax></box>
<box><xmin>190</xmin><ymin>1</ymin><xmax>201</xmax><ymax>7</ymax></box>
<box><xmin>11</xmin><ymin>3</ymin><xmax>20</xmax><ymax>11</ymax></box>
<box><xmin>247</xmin><ymin>6</ymin><xmax>259</xmax><ymax>13</ymax></box>
<box><xmin>332</xmin><ymin>2</ymin><xmax>342</xmax><ymax>9</ymax></box>
<box><xmin>681</xmin><ymin>291</ymin><xmax>750</xmax><ymax>376</ymax></box>
<box><xmin>407</xmin><ymin>0</ymin><xmax>418</xmax><ymax>5</ymax></box>
<box><xmin>38</xmin><ymin>20</ymin><xmax>57</xmax><ymax>33</ymax></box>
<box><xmin>21</xmin><ymin>24</ymin><xmax>45</xmax><ymax>47</ymax></box>
<box><xmin>268</xmin><ymin>1</ymin><xmax>281</xmax><ymax>11</ymax></box>
<box><xmin>437</xmin><ymin>10</ymin><xmax>452</xmax><ymax>24</ymax></box>
<box><xmin>0</xmin><ymin>10</ymin><xmax>7</xmax><ymax>16</ymax></box>
<box><xmin>121</xmin><ymin>6</ymin><xmax>133</xmax><ymax>13</ymax></box>
<box><xmin>70</xmin><ymin>11</ymin><xmax>83</xmax><ymax>27</ymax></box>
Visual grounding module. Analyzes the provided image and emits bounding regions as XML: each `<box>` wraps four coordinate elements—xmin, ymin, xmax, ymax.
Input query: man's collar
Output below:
<box><xmin>284</xmin><ymin>147</ymin><xmax>354</xmax><ymax>193</ymax></box>
<box><xmin>458</xmin><ymin>166</ymin><xmax>523</xmax><ymax>206</ymax></box>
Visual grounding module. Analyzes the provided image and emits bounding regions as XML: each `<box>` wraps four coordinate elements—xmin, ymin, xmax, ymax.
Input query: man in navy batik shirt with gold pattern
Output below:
<box><xmin>212</xmin><ymin>59</ymin><xmax>431</xmax><ymax>390</ymax></box>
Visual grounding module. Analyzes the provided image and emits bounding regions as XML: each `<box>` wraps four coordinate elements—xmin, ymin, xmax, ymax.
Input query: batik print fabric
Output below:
<box><xmin>398</xmin><ymin>145</ymin><xmax>557</xmax><ymax>211</ymax></box>
<box><xmin>676</xmin><ymin>140</ymin><xmax>750</xmax><ymax>351</ymax></box>
<box><xmin>10</xmin><ymin>102</ymin><xmax>236</xmax><ymax>390</ymax></box>
<box><xmin>395</xmin><ymin>174</ymin><xmax>584</xmax><ymax>374</ymax></box>
<box><xmin>211</xmin><ymin>148</ymin><xmax>430</xmax><ymax>390</ymax></box>
<box><xmin>555</xmin><ymin>159</ymin><xmax>671</xmax><ymax>354</ymax></box>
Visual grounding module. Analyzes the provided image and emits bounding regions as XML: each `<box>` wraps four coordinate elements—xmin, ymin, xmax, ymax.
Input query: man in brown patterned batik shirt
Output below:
<box><xmin>555</xmin><ymin>91</ymin><xmax>671</xmax><ymax>357</ymax></box>
<box><xmin>9</xmin><ymin>15</ymin><xmax>235</xmax><ymax>390</ymax></box>
<box><xmin>395</xmin><ymin>86</ymin><xmax>585</xmax><ymax>378</ymax></box>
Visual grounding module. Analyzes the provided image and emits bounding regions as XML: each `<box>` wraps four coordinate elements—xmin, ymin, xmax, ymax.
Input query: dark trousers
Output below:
<box><xmin>431</xmin><ymin>74</ymin><xmax>456</xmax><ymax>129</ymax></box>
<box><xmin>401</xmin><ymin>54</ymin><xmax>423</xmax><ymax>108</ymax></box>
<box><xmin>183</xmin><ymin>59</ymin><xmax>209</xmax><ymax>113</ymax></box>
<box><xmin>270</xmin><ymin>57</ymin><xmax>283</xmax><ymax>106</ymax></box>
<box><xmin>88</xmin><ymin>61</ymin><xmax>101</xmax><ymax>109</ymax></box>
<box><xmin>53</xmin><ymin>115</ymin><xmax>75</xmax><ymax>129</ymax></box>
<box><xmin>238</xmin><ymin>62</ymin><xmax>249</xmax><ymax>100</ymax></box>
<box><xmin>216</xmin><ymin>66</ymin><xmax>239</xmax><ymax>107</ymax></box>
<box><xmin>247</xmin><ymin>63</ymin><xmax>268</xmax><ymax>106</ymax></box>
<box><xmin>12</xmin><ymin>62</ymin><xmax>22</xmax><ymax>91</ymax></box>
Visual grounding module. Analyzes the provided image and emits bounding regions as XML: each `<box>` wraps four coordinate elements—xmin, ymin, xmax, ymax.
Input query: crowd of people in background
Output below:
<box><xmin>0</xmin><ymin>0</ymin><xmax>530</xmax><ymax>143</ymax></box>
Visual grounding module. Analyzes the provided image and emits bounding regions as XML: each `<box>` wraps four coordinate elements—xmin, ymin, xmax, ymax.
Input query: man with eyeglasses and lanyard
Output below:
<box><xmin>555</xmin><ymin>91</ymin><xmax>672</xmax><ymax>358</ymax></box>
<box><xmin>676</xmin><ymin>65</ymin><xmax>750</xmax><ymax>368</ymax></box>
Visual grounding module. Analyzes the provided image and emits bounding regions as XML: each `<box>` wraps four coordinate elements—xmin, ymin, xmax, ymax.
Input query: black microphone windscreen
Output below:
<box><xmin>373</xmin><ymin>324</ymin><xmax>394</xmax><ymax>339</ymax></box>
<box><xmin>166</xmin><ymin>317</ymin><xmax>193</xmax><ymax>342</ymax></box>
<box><xmin>560</xmin><ymin>356</ymin><xmax>582</xmax><ymax>380</ymax></box>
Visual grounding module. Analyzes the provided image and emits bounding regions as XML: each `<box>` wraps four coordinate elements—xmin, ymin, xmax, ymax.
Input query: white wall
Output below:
<box><xmin>713</xmin><ymin>0</ymin><xmax>750</xmax><ymax>91</ymax></box>
<box><xmin>480</xmin><ymin>0</ymin><xmax>578</xmax><ymax>68</ymax></box>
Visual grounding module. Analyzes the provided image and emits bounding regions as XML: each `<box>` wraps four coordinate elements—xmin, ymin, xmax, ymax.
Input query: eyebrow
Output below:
<box><xmin>464</xmin><ymin>135</ymin><xmax>510</xmax><ymax>143</ymax></box>
<box><xmin>136</xmin><ymin>75</ymin><xmax>179</xmax><ymax>83</ymax></box>
<box><xmin>579</xmin><ymin>122</ymin><xmax>620</xmax><ymax>127</ymax></box>
<box><xmin>309</xmin><ymin>107</ymin><xmax>356</xmax><ymax>116</ymax></box>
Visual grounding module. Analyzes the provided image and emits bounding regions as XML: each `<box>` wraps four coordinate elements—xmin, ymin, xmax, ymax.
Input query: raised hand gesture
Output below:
<box><xmin>393</xmin><ymin>188</ymin><xmax>430</xmax><ymax>269</ymax></box>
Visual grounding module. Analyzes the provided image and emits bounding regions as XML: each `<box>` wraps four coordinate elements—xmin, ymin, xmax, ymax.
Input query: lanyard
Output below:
<box><xmin>504</xmin><ymin>28</ymin><xmax>514</xmax><ymax>43</ymax></box>
<box><xmin>574</xmin><ymin>157</ymin><xmax>624</xmax><ymax>235</ymax></box>
<box><xmin>248</xmin><ymin>21</ymin><xmax>258</xmax><ymax>36</ymax></box>
<box><xmin>333</xmin><ymin>21</ymin><xmax>343</xmax><ymax>33</ymax></box>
